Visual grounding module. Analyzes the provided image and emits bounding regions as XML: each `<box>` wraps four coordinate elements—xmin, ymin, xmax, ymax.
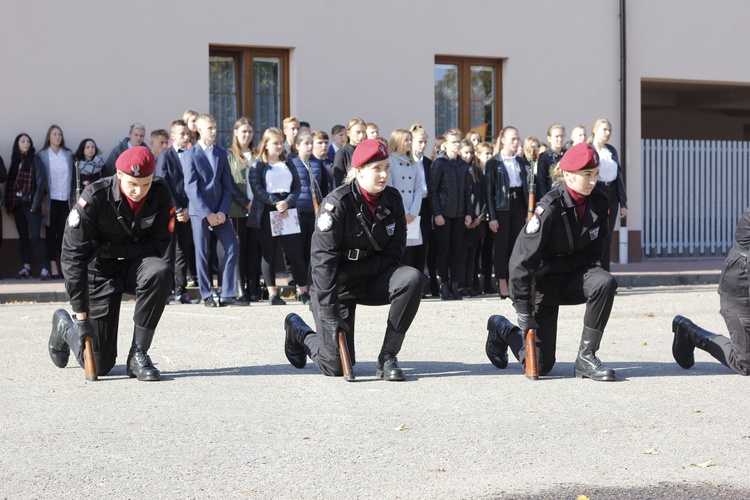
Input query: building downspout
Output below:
<box><xmin>619</xmin><ymin>0</ymin><xmax>629</xmax><ymax>264</ymax></box>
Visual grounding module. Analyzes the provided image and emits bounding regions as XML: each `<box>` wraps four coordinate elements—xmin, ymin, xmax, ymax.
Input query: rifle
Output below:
<box><xmin>83</xmin><ymin>337</ymin><xmax>97</xmax><ymax>381</ymax></box>
<box><xmin>336</xmin><ymin>303</ymin><xmax>355</xmax><ymax>381</ymax></box>
<box><xmin>525</xmin><ymin>160</ymin><xmax>539</xmax><ymax>380</ymax></box>
<box><xmin>76</xmin><ymin>160</ymin><xmax>98</xmax><ymax>381</ymax></box>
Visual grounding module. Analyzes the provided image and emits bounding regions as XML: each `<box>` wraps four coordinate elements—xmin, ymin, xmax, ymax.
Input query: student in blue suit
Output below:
<box><xmin>182</xmin><ymin>114</ymin><xmax>248</xmax><ymax>307</ymax></box>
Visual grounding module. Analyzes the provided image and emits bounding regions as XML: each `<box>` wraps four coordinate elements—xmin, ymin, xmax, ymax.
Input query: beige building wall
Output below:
<box><xmin>1</xmin><ymin>0</ymin><xmax>749</xmax><ymax>263</ymax></box>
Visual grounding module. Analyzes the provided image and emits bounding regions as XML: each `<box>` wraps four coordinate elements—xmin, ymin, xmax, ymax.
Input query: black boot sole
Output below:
<box><xmin>574</xmin><ymin>368</ymin><xmax>616</xmax><ymax>381</ymax></box>
<box><xmin>375</xmin><ymin>367</ymin><xmax>405</xmax><ymax>381</ymax></box>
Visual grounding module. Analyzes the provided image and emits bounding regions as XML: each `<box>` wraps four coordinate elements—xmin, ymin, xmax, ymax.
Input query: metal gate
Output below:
<box><xmin>641</xmin><ymin>139</ymin><xmax>750</xmax><ymax>257</ymax></box>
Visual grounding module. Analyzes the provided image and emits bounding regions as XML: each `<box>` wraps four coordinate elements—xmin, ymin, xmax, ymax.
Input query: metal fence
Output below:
<box><xmin>641</xmin><ymin>139</ymin><xmax>750</xmax><ymax>257</ymax></box>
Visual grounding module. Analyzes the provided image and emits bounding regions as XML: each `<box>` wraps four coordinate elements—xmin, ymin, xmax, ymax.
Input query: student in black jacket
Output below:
<box><xmin>428</xmin><ymin>129</ymin><xmax>472</xmax><ymax>300</ymax></box>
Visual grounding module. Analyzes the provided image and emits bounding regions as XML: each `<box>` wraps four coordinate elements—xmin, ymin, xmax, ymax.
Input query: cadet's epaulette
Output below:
<box><xmin>88</xmin><ymin>179</ymin><xmax>108</xmax><ymax>193</ymax></box>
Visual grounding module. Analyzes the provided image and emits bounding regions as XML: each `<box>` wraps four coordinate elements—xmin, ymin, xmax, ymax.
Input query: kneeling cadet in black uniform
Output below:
<box><xmin>485</xmin><ymin>142</ymin><xmax>618</xmax><ymax>381</ymax></box>
<box><xmin>48</xmin><ymin>146</ymin><xmax>173</xmax><ymax>381</ymax></box>
<box><xmin>671</xmin><ymin>205</ymin><xmax>750</xmax><ymax>375</ymax></box>
<box><xmin>284</xmin><ymin>139</ymin><xmax>425</xmax><ymax>380</ymax></box>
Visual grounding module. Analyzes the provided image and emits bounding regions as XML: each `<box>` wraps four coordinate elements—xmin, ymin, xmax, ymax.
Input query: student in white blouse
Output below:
<box><xmin>36</xmin><ymin>125</ymin><xmax>74</xmax><ymax>279</ymax></box>
<box><xmin>589</xmin><ymin>118</ymin><xmax>627</xmax><ymax>271</ymax></box>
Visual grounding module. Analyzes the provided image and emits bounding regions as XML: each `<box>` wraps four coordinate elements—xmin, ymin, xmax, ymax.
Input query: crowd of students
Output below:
<box><xmin>0</xmin><ymin>112</ymin><xmax>626</xmax><ymax>304</ymax></box>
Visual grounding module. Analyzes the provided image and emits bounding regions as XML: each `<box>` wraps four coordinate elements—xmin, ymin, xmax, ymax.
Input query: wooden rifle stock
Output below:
<box><xmin>335</xmin><ymin>302</ymin><xmax>355</xmax><ymax>381</ymax></box>
<box><xmin>83</xmin><ymin>337</ymin><xmax>97</xmax><ymax>381</ymax></box>
<box><xmin>525</xmin><ymin>159</ymin><xmax>540</xmax><ymax>380</ymax></box>
<box><xmin>338</xmin><ymin>330</ymin><xmax>355</xmax><ymax>381</ymax></box>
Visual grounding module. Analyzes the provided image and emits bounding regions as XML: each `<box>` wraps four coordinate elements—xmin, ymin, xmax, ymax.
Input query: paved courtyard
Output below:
<box><xmin>2</xmin><ymin>284</ymin><xmax>748</xmax><ymax>499</ymax></box>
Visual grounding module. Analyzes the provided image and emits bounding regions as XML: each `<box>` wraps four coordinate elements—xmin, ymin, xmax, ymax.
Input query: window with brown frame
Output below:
<box><xmin>209</xmin><ymin>46</ymin><xmax>290</xmax><ymax>148</ymax></box>
<box><xmin>434</xmin><ymin>56</ymin><xmax>502</xmax><ymax>142</ymax></box>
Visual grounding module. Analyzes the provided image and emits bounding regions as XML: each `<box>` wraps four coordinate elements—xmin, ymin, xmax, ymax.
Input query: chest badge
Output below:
<box><xmin>589</xmin><ymin>226</ymin><xmax>600</xmax><ymax>240</ymax></box>
<box><xmin>525</xmin><ymin>215</ymin><xmax>541</xmax><ymax>234</ymax></box>
<box><xmin>68</xmin><ymin>209</ymin><xmax>81</xmax><ymax>228</ymax></box>
<box><xmin>386</xmin><ymin>223</ymin><xmax>396</xmax><ymax>236</ymax></box>
<box><xmin>317</xmin><ymin>212</ymin><xmax>333</xmax><ymax>232</ymax></box>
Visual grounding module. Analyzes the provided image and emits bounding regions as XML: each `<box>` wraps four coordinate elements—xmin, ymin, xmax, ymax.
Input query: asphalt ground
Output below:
<box><xmin>2</xmin><ymin>284</ymin><xmax>749</xmax><ymax>499</ymax></box>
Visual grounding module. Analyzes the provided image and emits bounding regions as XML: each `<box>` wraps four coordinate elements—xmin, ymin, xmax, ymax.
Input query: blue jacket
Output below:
<box><xmin>156</xmin><ymin>146</ymin><xmax>189</xmax><ymax>211</ymax></box>
<box><xmin>289</xmin><ymin>154</ymin><xmax>331</xmax><ymax>214</ymax></box>
<box><xmin>182</xmin><ymin>143</ymin><xmax>233</xmax><ymax>219</ymax></box>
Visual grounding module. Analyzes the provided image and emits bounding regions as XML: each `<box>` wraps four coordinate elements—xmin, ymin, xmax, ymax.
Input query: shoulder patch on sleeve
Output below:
<box><xmin>324</xmin><ymin>202</ymin><xmax>335</xmax><ymax>212</ymax></box>
<box><xmin>77</xmin><ymin>198</ymin><xmax>87</xmax><ymax>208</ymax></box>
<box><xmin>67</xmin><ymin>208</ymin><xmax>81</xmax><ymax>228</ymax></box>
<box><xmin>525</xmin><ymin>215</ymin><xmax>541</xmax><ymax>234</ymax></box>
<box><xmin>317</xmin><ymin>212</ymin><xmax>333</xmax><ymax>231</ymax></box>
<box><xmin>534</xmin><ymin>206</ymin><xmax>544</xmax><ymax>216</ymax></box>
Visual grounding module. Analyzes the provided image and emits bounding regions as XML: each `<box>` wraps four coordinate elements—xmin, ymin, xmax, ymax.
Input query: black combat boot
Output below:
<box><xmin>672</xmin><ymin>315</ymin><xmax>718</xmax><ymax>369</ymax></box>
<box><xmin>439</xmin><ymin>279</ymin><xmax>454</xmax><ymax>300</ymax></box>
<box><xmin>486</xmin><ymin>315</ymin><xmax>515</xmax><ymax>369</ymax></box>
<box><xmin>450</xmin><ymin>282</ymin><xmax>463</xmax><ymax>300</ymax></box>
<box><xmin>126</xmin><ymin>326</ymin><xmax>161</xmax><ymax>381</ymax></box>
<box><xmin>284</xmin><ymin>313</ymin><xmax>313</xmax><ymax>369</ymax></box>
<box><xmin>49</xmin><ymin>309</ymin><xmax>73</xmax><ymax>368</ymax></box>
<box><xmin>573</xmin><ymin>326</ymin><xmax>616</xmax><ymax>381</ymax></box>
<box><xmin>375</xmin><ymin>329</ymin><xmax>406</xmax><ymax>381</ymax></box>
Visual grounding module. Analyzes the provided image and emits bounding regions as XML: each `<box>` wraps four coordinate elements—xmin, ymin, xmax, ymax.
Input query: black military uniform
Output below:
<box><xmin>284</xmin><ymin>140</ymin><xmax>425</xmax><ymax>381</ymax></box>
<box><xmin>486</xmin><ymin>143</ymin><xmax>618</xmax><ymax>381</ymax></box>
<box><xmin>48</xmin><ymin>147</ymin><xmax>173</xmax><ymax>381</ymax></box>
<box><xmin>672</xmin><ymin>206</ymin><xmax>750</xmax><ymax>375</ymax></box>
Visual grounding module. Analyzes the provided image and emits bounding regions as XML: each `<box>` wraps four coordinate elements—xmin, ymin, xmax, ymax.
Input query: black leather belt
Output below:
<box><xmin>733</xmin><ymin>241</ymin><xmax>748</xmax><ymax>257</ymax></box>
<box><xmin>509</xmin><ymin>187</ymin><xmax>523</xmax><ymax>199</ymax></box>
<box><xmin>345</xmin><ymin>248</ymin><xmax>371</xmax><ymax>261</ymax></box>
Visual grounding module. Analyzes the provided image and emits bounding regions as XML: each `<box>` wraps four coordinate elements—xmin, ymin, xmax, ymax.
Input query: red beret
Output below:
<box><xmin>351</xmin><ymin>139</ymin><xmax>389</xmax><ymax>168</ymax></box>
<box><xmin>559</xmin><ymin>143</ymin><xmax>600</xmax><ymax>172</ymax></box>
<box><xmin>115</xmin><ymin>146</ymin><xmax>155</xmax><ymax>177</ymax></box>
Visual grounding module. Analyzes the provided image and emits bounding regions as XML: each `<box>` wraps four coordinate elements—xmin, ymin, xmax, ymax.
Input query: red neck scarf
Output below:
<box><xmin>358</xmin><ymin>184</ymin><xmax>381</xmax><ymax>218</ymax></box>
<box><xmin>119</xmin><ymin>179</ymin><xmax>146</xmax><ymax>216</ymax></box>
<box><xmin>565</xmin><ymin>184</ymin><xmax>588</xmax><ymax>221</ymax></box>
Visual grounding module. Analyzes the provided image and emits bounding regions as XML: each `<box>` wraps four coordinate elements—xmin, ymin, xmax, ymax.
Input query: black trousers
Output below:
<box><xmin>434</xmin><ymin>216</ymin><xmax>466</xmax><ymax>284</ymax></box>
<box><xmin>66</xmin><ymin>256</ymin><xmax>172</xmax><ymax>376</ymax></box>
<box><xmin>506</xmin><ymin>265</ymin><xmax>617</xmax><ymax>375</ymax></box>
<box><xmin>298</xmin><ymin>211</ymin><xmax>316</xmax><ymax>271</ymax></box>
<box><xmin>492</xmin><ymin>196</ymin><xmax>526</xmax><ymax>280</ymax></box>
<box><xmin>46</xmin><ymin>199</ymin><xmax>69</xmax><ymax>266</ymax></box>
<box><xmin>706</xmin><ymin>296</ymin><xmax>750</xmax><ymax>375</ymax></box>
<box><xmin>165</xmin><ymin>219</ymin><xmax>195</xmax><ymax>295</ymax></box>
<box><xmin>598</xmin><ymin>181</ymin><xmax>621</xmax><ymax>271</ymax></box>
<box><xmin>304</xmin><ymin>265</ymin><xmax>425</xmax><ymax>376</ymax></box>
<box><xmin>258</xmin><ymin>206</ymin><xmax>307</xmax><ymax>287</ymax></box>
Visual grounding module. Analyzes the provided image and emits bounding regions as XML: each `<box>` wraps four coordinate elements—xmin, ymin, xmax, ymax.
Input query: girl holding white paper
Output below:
<box><xmin>387</xmin><ymin>129</ymin><xmax>425</xmax><ymax>268</ymax></box>
<box><xmin>247</xmin><ymin>128</ymin><xmax>309</xmax><ymax>305</ymax></box>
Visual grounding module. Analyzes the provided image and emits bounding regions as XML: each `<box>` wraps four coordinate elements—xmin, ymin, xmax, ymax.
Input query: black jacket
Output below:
<box><xmin>486</xmin><ymin>153</ymin><xmax>529</xmax><ymax>220</ymax></box>
<box><xmin>509</xmin><ymin>182</ymin><xmax>609</xmax><ymax>315</ymax></box>
<box><xmin>310</xmin><ymin>181</ymin><xmax>406</xmax><ymax>316</ymax></box>
<box><xmin>61</xmin><ymin>175</ymin><xmax>174</xmax><ymax>314</ymax></box>
<box><xmin>332</xmin><ymin>142</ymin><xmax>355</xmax><ymax>188</ymax></box>
<box><xmin>428</xmin><ymin>152</ymin><xmax>472</xmax><ymax>219</ymax></box>
<box><xmin>246</xmin><ymin>158</ymin><xmax>301</xmax><ymax>228</ymax></box>
<box><xmin>535</xmin><ymin>148</ymin><xmax>566</xmax><ymax>199</ymax></box>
